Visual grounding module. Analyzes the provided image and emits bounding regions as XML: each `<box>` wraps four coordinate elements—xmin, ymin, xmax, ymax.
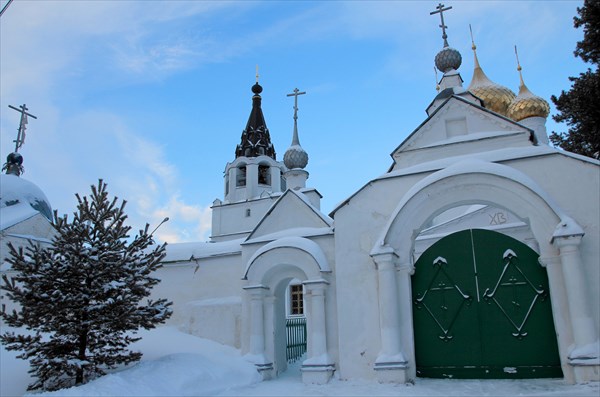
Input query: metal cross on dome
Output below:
<box><xmin>430</xmin><ymin>3</ymin><xmax>453</xmax><ymax>47</ymax></box>
<box><xmin>286</xmin><ymin>88</ymin><xmax>306</xmax><ymax>123</ymax></box>
<box><xmin>8</xmin><ymin>104</ymin><xmax>37</xmax><ymax>153</ymax></box>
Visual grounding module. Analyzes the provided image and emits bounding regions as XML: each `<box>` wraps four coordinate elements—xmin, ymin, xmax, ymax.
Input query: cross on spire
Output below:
<box><xmin>286</xmin><ymin>88</ymin><xmax>306</xmax><ymax>146</ymax></box>
<box><xmin>8</xmin><ymin>104</ymin><xmax>37</xmax><ymax>153</ymax></box>
<box><xmin>430</xmin><ymin>3</ymin><xmax>453</xmax><ymax>48</ymax></box>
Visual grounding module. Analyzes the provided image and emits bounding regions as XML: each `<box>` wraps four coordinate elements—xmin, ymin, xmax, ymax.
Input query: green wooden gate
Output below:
<box><xmin>286</xmin><ymin>317</ymin><xmax>307</xmax><ymax>363</ymax></box>
<box><xmin>412</xmin><ymin>229</ymin><xmax>562</xmax><ymax>379</ymax></box>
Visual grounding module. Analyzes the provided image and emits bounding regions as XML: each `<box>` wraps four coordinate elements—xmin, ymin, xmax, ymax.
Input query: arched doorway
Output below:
<box><xmin>412</xmin><ymin>228</ymin><xmax>562</xmax><ymax>379</ymax></box>
<box><xmin>370</xmin><ymin>160</ymin><xmax>598</xmax><ymax>382</ymax></box>
<box><xmin>243</xmin><ymin>237</ymin><xmax>334</xmax><ymax>384</ymax></box>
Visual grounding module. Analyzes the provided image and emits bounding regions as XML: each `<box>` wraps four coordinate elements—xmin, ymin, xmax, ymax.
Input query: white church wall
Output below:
<box><xmin>333</xmin><ymin>148</ymin><xmax>599</xmax><ymax>381</ymax></box>
<box><xmin>333</xmin><ymin>173</ymin><xmax>423</xmax><ymax>380</ymax></box>
<box><xmin>500</xmin><ymin>154</ymin><xmax>600</xmax><ymax>330</ymax></box>
<box><xmin>211</xmin><ymin>197</ymin><xmax>280</xmax><ymax>242</ymax></box>
<box><xmin>0</xmin><ymin>214</ymin><xmax>54</xmax><ymax>263</ymax></box>
<box><xmin>151</xmin><ymin>253</ymin><xmax>245</xmax><ymax>348</ymax></box>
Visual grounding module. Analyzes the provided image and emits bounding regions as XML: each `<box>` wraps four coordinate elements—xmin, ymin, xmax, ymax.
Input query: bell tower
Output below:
<box><xmin>210</xmin><ymin>79</ymin><xmax>287</xmax><ymax>242</ymax></box>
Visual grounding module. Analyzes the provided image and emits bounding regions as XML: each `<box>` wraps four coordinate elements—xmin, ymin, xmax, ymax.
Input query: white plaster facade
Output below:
<box><xmin>3</xmin><ymin>29</ymin><xmax>598</xmax><ymax>387</ymax></box>
<box><xmin>149</xmin><ymin>51</ymin><xmax>599</xmax><ymax>384</ymax></box>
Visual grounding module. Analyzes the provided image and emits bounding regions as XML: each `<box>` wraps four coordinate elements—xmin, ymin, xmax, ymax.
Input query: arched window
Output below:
<box><xmin>258</xmin><ymin>165</ymin><xmax>271</xmax><ymax>185</ymax></box>
<box><xmin>236</xmin><ymin>166</ymin><xmax>246</xmax><ymax>187</ymax></box>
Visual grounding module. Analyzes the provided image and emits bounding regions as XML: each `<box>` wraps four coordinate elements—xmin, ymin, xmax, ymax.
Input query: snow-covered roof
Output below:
<box><xmin>0</xmin><ymin>201</ymin><xmax>40</xmax><ymax>230</ymax></box>
<box><xmin>1</xmin><ymin>174</ymin><xmax>53</xmax><ymax>228</ymax></box>
<box><xmin>162</xmin><ymin>238</ymin><xmax>243</xmax><ymax>263</ymax></box>
<box><xmin>330</xmin><ymin>145</ymin><xmax>599</xmax><ymax>217</ymax></box>
<box><xmin>244</xmin><ymin>236</ymin><xmax>331</xmax><ymax>279</ymax></box>
<box><xmin>243</xmin><ymin>226</ymin><xmax>333</xmax><ymax>245</ymax></box>
<box><xmin>393</xmin><ymin>94</ymin><xmax>534</xmax><ymax>158</ymax></box>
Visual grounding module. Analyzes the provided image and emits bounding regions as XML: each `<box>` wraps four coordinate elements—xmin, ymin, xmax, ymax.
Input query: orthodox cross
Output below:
<box><xmin>8</xmin><ymin>104</ymin><xmax>37</xmax><ymax>152</ymax></box>
<box><xmin>430</xmin><ymin>3</ymin><xmax>452</xmax><ymax>47</ymax></box>
<box><xmin>286</xmin><ymin>88</ymin><xmax>306</xmax><ymax>145</ymax></box>
<box><xmin>255</xmin><ymin>64</ymin><xmax>259</xmax><ymax>83</ymax></box>
<box><xmin>286</xmin><ymin>88</ymin><xmax>306</xmax><ymax>123</ymax></box>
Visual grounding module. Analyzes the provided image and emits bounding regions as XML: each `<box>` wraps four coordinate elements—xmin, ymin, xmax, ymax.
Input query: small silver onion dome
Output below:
<box><xmin>435</xmin><ymin>46</ymin><xmax>462</xmax><ymax>73</ymax></box>
<box><xmin>284</xmin><ymin>145</ymin><xmax>308</xmax><ymax>169</ymax></box>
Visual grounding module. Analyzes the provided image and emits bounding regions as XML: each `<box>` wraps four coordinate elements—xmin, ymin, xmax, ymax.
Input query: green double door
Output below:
<box><xmin>412</xmin><ymin>229</ymin><xmax>562</xmax><ymax>379</ymax></box>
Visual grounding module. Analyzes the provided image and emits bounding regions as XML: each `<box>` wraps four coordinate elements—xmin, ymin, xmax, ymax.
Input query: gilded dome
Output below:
<box><xmin>507</xmin><ymin>86</ymin><xmax>550</xmax><ymax>121</ymax></box>
<box><xmin>468</xmin><ymin>51</ymin><xmax>516</xmax><ymax>116</ymax></box>
<box><xmin>507</xmin><ymin>63</ymin><xmax>550</xmax><ymax>122</ymax></box>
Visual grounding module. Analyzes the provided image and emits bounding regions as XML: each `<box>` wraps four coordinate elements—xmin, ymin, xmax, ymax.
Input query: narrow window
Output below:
<box><xmin>290</xmin><ymin>284</ymin><xmax>304</xmax><ymax>315</ymax></box>
<box><xmin>236</xmin><ymin>166</ymin><xmax>246</xmax><ymax>187</ymax></box>
<box><xmin>258</xmin><ymin>165</ymin><xmax>271</xmax><ymax>185</ymax></box>
<box><xmin>246</xmin><ymin>208</ymin><xmax>251</xmax><ymax>217</ymax></box>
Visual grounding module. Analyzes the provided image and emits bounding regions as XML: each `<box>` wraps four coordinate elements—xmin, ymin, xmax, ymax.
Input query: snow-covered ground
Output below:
<box><xmin>1</xmin><ymin>326</ymin><xmax>598</xmax><ymax>397</ymax></box>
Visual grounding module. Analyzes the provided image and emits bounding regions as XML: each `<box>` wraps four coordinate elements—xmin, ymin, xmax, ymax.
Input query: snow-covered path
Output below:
<box><xmin>1</xmin><ymin>326</ymin><xmax>598</xmax><ymax>397</ymax></box>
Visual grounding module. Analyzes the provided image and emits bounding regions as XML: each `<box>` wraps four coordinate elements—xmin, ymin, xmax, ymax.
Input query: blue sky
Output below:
<box><xmin>0</xmin><ymin>0</ymin><xmax>587</xmax><ymax>243</ymax></box>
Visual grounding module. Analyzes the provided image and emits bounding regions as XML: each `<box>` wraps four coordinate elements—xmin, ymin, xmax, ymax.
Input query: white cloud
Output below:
<box><xmin>0</xmin><ymin>1</ymin><xmax>242</xmax><ymax>244</ymax></box>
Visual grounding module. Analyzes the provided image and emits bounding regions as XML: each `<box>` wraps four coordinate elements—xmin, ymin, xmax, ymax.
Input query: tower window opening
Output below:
<box><xmin>258</xmin><ymin>165</ymin><xmax>271</xmax><ymax>185</ymax></box>
<box><xmin>236</xmin><ymin>166</ymin><xmax>247</xmax><ymax>187</ymax></box>
<box><xmin>246</xmin><ymin>208</ymin><xmax>251</xmax><ymax>217</ymax></box>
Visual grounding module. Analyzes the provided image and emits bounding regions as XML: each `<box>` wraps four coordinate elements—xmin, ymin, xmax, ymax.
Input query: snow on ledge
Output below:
<box><xmin>244</xmin><ymin>236</ymin><xmax>331</xmax><ymax>279</ymax></box>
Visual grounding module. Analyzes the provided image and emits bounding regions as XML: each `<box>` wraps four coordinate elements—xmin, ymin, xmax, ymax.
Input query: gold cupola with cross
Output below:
<box><xmin>467</xmin><ymin>27</ymin><xmax>516</xmax><ymax>117</ymax></box>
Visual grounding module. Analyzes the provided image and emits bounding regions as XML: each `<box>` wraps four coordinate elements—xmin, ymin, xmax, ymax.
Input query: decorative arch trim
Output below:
<box><xmin>243</xmin><ymin>236</ymin><xmax>331</xmax><ymax>282</ymax></box>
<box><xmin>371</xmin><ymin>159</ymin><xmax>581</xmax><ymax>262</ymax></box>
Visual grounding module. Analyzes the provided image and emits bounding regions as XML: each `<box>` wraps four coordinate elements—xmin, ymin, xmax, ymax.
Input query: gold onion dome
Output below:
<box><xmin>507</xmin><ymin>47</ymin><xmax>550</xmax><ymax>122</ymax></box>
<box><xmin>467</xmin><ymin>43</ymin><xmax>516</xmax><ymax>117</ymax></box>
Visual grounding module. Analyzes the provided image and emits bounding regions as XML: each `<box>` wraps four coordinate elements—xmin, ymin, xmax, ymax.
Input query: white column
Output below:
<box><xmin>371</xmin><ymin>249</ymin><xmax>408</xmax><ymax>383</ymax></box>
<box><xmin>553</xmin><ymin>234</ymin><xmax>599</xmax><ymax>382</ymax></box>
<box><xmin>270</xmin><ymin>166</ymin><xmax>281</xmax><ymax>192</ymax></box>
<box><xmin>301</xmin><ymin>279</ymin><xmax>334</xmax><ymax>385</ymax></box>
<box><xmin>554</xmin><ymin>235</ymin><xmax>597</xmax><ymax>347</ymax></box>
<box><xmin>243</xmin><ymin>285</ymin><xmax>270</xmax><ymax>367</ymax></box>
<box><xmin>539</xmin><ymin>255</ymin><xmax>576</xmax><ymax>384</ymax></box>
<box><xmin>303</xmin><ymin>280</ymin><xmax>330</xmax><ymax>364</ymax></box>
<box><xmin>227</xmin><ymin>167</ymin><xmax>237</xmax><ymax>202</ymax></box>
<box><xmin>246</xmin><ymin>163</ymin><xmax>258</xmax><ymax>199</ymax></box>
<box><xmin>397</xmin><ymin>261</ymin><xmax>415</xmax><ymax>381</ymax></box>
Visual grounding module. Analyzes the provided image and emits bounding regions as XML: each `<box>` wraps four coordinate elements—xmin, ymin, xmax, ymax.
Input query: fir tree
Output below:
<box><xmin>1</xmin><ymin>180</ymin><xmax>172</xmax><ymax>391</ymax></box>
<box><xmin>550</xmin><ymin>0</ymin><xmax>600</xmax><ymax>159</ymax></box>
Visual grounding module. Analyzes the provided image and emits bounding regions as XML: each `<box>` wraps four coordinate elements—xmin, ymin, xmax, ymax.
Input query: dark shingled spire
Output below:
<box><xmin>235</xmin><ymin>82</ymin><xmax>276</xmax><ymax>159</ymax></box>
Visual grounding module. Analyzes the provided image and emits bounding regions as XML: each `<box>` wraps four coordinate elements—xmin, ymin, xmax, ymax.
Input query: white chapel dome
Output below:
<box><xmin>1</xmin><ymin>173</ymin><xmax>53</xmax><ymax>222</ymax></box>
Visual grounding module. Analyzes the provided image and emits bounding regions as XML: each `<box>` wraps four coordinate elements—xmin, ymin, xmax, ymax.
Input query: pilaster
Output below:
<box><xmin>301</xmin><ymin>279</ymin><xmax>334</xmax><ymax>384</ymax></box>
<box><xmin>371</xmin><ymin>247</ymin><xmax>409</xmax><ymax>383</ymax></box>
<box><xmin>552</xmin><ymin>234</ymin><xmax>600</xmax><ymax>382</ymax></box>
<box><xmin>243</xmin><ymin>284</ymin><xmax>273</xmax><ymax>379</ymax></box>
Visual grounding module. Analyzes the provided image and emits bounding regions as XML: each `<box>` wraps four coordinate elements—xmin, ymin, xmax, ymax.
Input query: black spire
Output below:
<box><xmin>235</xmin><ymin>82</ymin><xmax>276</xmax><ymax>159</ymax></box>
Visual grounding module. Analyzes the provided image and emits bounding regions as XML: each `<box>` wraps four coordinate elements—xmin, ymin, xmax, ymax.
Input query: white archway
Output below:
<box><xmin>243</xmin><ymin>237</ymin><xmax>334</xmax><ymax>384</ymax></box>
<box><xmin>370</xmin><ymin>159</ymin><xmax>597</xmax><ymax>383</ymax></box>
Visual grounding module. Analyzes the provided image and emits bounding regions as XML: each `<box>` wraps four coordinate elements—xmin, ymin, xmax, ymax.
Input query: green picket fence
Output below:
<box><xmin>286</xmin><ymin>317</ymin><xmax>307</xmax><ymax>363</ymax></box>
